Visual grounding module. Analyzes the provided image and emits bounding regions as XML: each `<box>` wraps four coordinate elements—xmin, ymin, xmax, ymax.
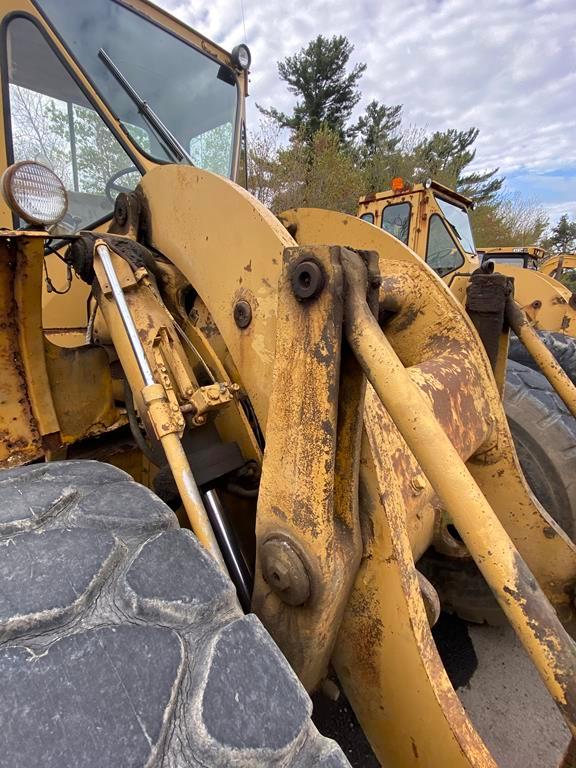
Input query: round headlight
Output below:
<box><xmin>231</xmin><ymin>44</ymin><xmax>251</xmax><ymax>71</ymax></box>
<box><xmin>1</xmin><ymin>161</ymin><xmax>67</xmax><ymax>226</ymax></box>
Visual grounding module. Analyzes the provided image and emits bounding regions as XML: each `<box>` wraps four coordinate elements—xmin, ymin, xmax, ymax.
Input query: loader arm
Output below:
<box><xmin>82</xmin><ymin>166</ymin><xmax>576</xmax><ymax>766</ymax></box>
<box><xmin>2</xmin><ymin>161</ymin><xmax>576</xmax><ymax>766</ymax></box>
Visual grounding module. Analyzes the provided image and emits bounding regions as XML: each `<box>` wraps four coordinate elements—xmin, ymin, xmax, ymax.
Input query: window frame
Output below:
<box><xmin>380</xmin><ymin>201</ymin><xmax>411</xmax><ymax>245</ymax></box>
<box><xmin>434</xmin><ymin>194</ymin><xmax>476</xmax><ymax>256</ymax></box>
<box><xmin>360</xmin><ymin>212</ymin><xmax>374</xmax><ymax>225</ymax></box>
<box><xmin>1</xmin><ymin>11</ymin><xmax>145</xmax><ymax>229</ymax></box>
<box><xmin>30</xmin><ymin>0</ymin><xmax>242</xmax><ymax>178</ymax></box>
<box><xmin>425</xmin><ymin>213</ymin><xmax>465</xmax><ymax>276</ymax></box>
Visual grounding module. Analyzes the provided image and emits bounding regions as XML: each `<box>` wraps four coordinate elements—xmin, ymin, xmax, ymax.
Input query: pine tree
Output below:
<box><xmin>257</xmin><ymin>35</ymin><xmax>366</xmax><ymax>144</ymax></box>
<box><xmin>414</xmin><ymin>127</ymin><xmax>503</xmax><ymax>204</ymax></box>
<box><xmin>351</xmin><ymin>101</ymin><xmax>402</xmax><ymax>160</ymax></box>
<box><xmin>542</xmin><ymin>214</ymin><xmax>576</xmax><ymax>254</ymax></box>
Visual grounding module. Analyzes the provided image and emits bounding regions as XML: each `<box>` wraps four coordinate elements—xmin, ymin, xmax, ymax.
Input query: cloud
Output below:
<box><xmin>158</xmin><ymin>0</ymin><xmax>575</xmax><ymax>210</ymax></box>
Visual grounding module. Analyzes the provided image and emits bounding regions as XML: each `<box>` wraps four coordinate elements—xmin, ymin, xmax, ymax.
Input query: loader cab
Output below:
<box><xmin>540</xmin><ymin>252</ymin><xmax>576</xmax><ymax>283</ymax></box>
<box><xmin>358</xmin><ymin>180</ymin><xmax>480</xmax><ymax>280</ymax></box>
<box><xmin>0</xmin><ymin>0</ymin><xmax>249</xmax><ymax>335</ymax></box>
<box><xmin>478</xmin><ymin>246</ymin><xmax>545</xmax><ymax>271</ymax></box>
<box><xmin>0</xmin><ymin>0</ymin><xmax>249</xmax><ymax>234</ymax></box>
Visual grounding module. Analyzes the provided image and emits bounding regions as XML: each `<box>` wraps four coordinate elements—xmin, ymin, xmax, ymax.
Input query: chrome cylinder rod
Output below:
<box><xmin>204</xmin><ymin>489</ymin><xmax>253</xmax><ymax>611</ymax></box>
<box><xmin>96</xmin><ymin>243</ymin><xmax>155</xmax><ymax>385</ymax></box>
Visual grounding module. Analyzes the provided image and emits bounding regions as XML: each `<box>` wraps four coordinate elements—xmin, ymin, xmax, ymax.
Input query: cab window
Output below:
<box><xmin>381</xmin><ymin>202</ymin><xmax>410</xmax><ymax>244</ymax></box>
<box><xmin>360</xmin><ymin>212</ymin><xmax>374</xmax><ymax>224</ymax></box>
<box><xmin>37</xmin><ymin>0</ymin><xmax>239</xmax><ymax>176</ymax></box>
<box><xmin>5</xmin><ymin>17</ymin><xmax>141</xmax><ymax>232</ymax></box>
<box><xmin>426</xmin><ymin>214</ymin><xmax>464</xmax><ymax>276</ymax></box>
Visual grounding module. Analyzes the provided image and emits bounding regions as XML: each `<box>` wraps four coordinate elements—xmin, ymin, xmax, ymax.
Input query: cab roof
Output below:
<box><xmin>479</xmin><ymin>246</ymin><xmax>547</xmax><ymax>260</ymax></box>
<box><xmin>358</xmin><ymin>180</ymin><xmax>473</xmax><ymax>209</ymax></box>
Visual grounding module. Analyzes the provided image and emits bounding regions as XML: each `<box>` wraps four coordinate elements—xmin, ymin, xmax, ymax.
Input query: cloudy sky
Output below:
<box><xmin>161</xmin><ymin>0</ymin><xmax>575</xmax><ymax>224</ymax></box>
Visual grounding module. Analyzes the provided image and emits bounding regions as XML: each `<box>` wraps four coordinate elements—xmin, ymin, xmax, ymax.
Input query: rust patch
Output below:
<box><xmin>271</xmin><ymin>504</ymin><xmax>287</xmax><ymax>522</ymax></box>
<box><xmin>508</xmin><ymin>552</ymin><xmax>576</xmax><ymax>724</ymax></box>
<box><xmin>394</xmin><ymin>306</ymin><xmax>422</xmax><ymax>332</ymax></box>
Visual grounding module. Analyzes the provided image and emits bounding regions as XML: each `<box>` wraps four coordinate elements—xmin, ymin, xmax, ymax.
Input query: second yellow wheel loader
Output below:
<box><xmin>478</xmin><ymin>246</ymin><xmax>576</xmax><ymax>385</ymax></box>
<box><xmin>1</xmin><ymin>1</ymin><xmax>576</xmax><ymax>767</ymax></box>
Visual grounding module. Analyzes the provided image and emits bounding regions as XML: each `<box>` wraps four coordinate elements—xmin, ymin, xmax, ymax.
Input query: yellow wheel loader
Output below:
<box><xmin>358</xmin><ymin>185</ymin><xmax>576</xmax><ymax>338</ymax></box>
<box><xmin>478</xmin><ymin>246</ymin><xmax>576</xmax><ymax>388</ymax></box>
<box><xmin>541</xmin><ymin>252</ymin><xmax>576</xmax><ymax>283</ymax></box>
<box><xmin>477</xmin><ymin>246</ymin><xmax>576</xmax><ymax>336</ymax></box>
<box><xmin>1</xmin><ymin>2</ymin><xmax>576</xmax><ymax>767</ymax></box>
<box><xmin>357</xmin><ymin>181</ymin><xmax>576</xmax><ymax>533</ymax></box>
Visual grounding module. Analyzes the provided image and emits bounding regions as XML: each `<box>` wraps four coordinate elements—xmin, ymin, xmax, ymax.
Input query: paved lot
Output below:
<box><xmin>460</xmin><ymin>622</ymin><xmax>570</xmax><ymax>768</ymax></box>
<box><xmin>313</xmin><ymin>614</ymin><xmax>571</xmax><ymax>767</ymax></box>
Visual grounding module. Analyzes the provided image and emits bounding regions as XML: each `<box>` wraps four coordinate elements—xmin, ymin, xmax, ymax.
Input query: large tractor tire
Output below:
<box><xmin>420</xmin><ymin>361</ymin><xmax>576</xmax><ymax>626</ymax></box>
<box><xmin>508</xmin><ymin>330</ymin><xmax>576</xmax><ymax>385</ymax></box>
<box><xmin>0</xmin><ymin>460</ymin><xmax>349</xmax><ymax>768</ymax></box>
<box><xmin>504</xmin><ymin>360</ymin><xmax>576</xmax><ymax>538</ymax></box>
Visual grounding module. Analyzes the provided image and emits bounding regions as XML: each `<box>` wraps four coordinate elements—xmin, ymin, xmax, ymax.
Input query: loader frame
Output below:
<box><xmin>1</xmin><ymin>3</ymin><xmax>576</xmax><ymax>767</ymax></box>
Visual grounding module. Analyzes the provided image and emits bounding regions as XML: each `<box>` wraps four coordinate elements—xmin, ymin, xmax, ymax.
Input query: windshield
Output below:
<box><xmin>6</xmin><ymin>16</ymin><xmax>142</xmax><ymax>231</ymax></box>
<box><xmin>36</xmin><ymin>0</ymin><xmax>239</xmax><ymax>178</ymax></box>
<box><xmin>482</xmin><ymin>255</ymin><xmax>525</xmax><ymax>266</ymax></box>
<box><xmin>435</xmin><ymin>195</ymin><xmax>476</xmax><ymax>255</ymax></box>
<box><xmin>481</xmin><ymin>254</ymin><xmax>539</xmax><ymax>270</ymax></box>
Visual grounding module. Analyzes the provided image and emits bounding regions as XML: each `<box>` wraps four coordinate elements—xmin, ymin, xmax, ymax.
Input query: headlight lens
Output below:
<box><xmin>1</xmin><ymin>161</ymin><xmax>67</xmax><ymax>226</ymax></box>
<box><xmin>231</xmin><ymin>44</ymin><xmax>251</xmax><ymax>71</ymax></box>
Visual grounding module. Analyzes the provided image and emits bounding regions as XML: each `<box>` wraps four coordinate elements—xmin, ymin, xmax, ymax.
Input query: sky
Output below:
<box><xmin>160</xmin><ymin>0</ymin><xmax>576</xmax><ymax>226</ymax></box>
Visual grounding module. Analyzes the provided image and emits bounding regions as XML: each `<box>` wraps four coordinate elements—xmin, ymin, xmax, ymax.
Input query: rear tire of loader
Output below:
<box><xmin>420</xmin><ymin>361</ymin><xmax>576</xmax><ymax>627</ymax></box>
<box><xmin>508</xmin><ymin>330</ymin><xmax>576</xmax><ymax>385</ymax></box>
<box><xmin>0</xmin><ymin>460</ymin><xmax>349</xmax><ymax>768</ymax></box>
<box><xmin>504</xmin><ymin>360</ymin><xmax>576</xmax><ymax>539</ymax></box>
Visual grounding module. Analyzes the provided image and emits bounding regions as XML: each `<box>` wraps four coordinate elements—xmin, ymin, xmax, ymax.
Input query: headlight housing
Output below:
<box><xmin>231</xmin><ymin>44</ymin><xmax>251</xmax><ymax>71</ymax></box>
<box><xmin>1</xmin><ymin>161</ymin><xmax>67</xmax><ymax>226</ymax></box>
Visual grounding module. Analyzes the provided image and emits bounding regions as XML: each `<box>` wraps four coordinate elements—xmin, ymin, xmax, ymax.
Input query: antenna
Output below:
<box><xmin>240</xmin><ymin>0</ymin><xmax>248</xmax><ymax>42</ymax></box>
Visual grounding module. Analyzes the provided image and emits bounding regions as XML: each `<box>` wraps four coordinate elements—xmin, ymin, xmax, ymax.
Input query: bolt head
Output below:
<box><xmin>260</xmin><ymin>537</ymin><xmax>310</xmax><ymax>606</ymax></box>
<box><xmin>291</xmin><ymin>259</ymin><xmax>325</xmax><ymax>301</ymax></box>
<box><xmin>234</xmin><ymin>299</ymin><xmax>252</xmax><ymax>329</ymax></box>
<box><xmin>410</xmin><ymin>473</ymin><xmax>426</xmax><ymax>494</ymax></box>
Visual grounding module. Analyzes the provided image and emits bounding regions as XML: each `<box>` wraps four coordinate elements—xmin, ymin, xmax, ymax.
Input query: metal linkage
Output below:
<box><xmin>94</xmin><ymin>242</ymin><xmax>226</xmax><ymax>570</ymax></box>
<box><xmin>340</xmin><ymin>248</ymin><xmax>576</xmax><ymax>736</ymax></box>
<box><xmin>506</xmin><ymin>298</ymin><xmax>576</xmax><ymax>418</ymax></box>
<box><xmin>251</xmin><ymin>245</ymin><xmax>368</xmax><ymax>691</ymax></box>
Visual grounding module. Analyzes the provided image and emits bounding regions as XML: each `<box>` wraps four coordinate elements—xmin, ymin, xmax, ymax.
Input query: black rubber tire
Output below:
<box><xmin>420</xmin><ymin>361</ymin><xmax>576</xmax><ymax>627</ymax></box>
<box><xmin>0</xmin><ymin>460</ymin><xmax>349</xmax><ymax>768</ymax></box>
<box><xmin>419</xmin><ymin>553</ymin><xmax>507</xmax><ymax>627</ymax></box>
<box><xmin>504</xmin><ymin>360</ymin><xmax>576</xmax><ymax>538</ymax></box>
<box><xmin>508</xmin><ymin>330</ymin><xmax>576</xmax><ymax>385</ymax></box>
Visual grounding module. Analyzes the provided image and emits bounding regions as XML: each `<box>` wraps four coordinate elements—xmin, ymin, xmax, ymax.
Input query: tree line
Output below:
<box><xmin>247</xmin><ymin>34</ymin><xmax>574</xmax><ymax>251</ymax></box>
